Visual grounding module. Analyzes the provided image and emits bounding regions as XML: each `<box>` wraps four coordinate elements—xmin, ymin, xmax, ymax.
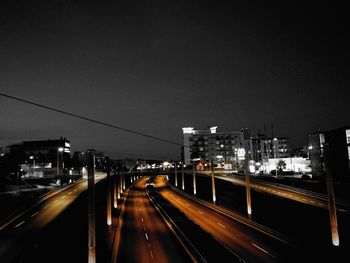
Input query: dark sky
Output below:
<box><xmin>1</xmin><ymin>1</ymin><xmax>349</xmax><ymax>160</ymax></box>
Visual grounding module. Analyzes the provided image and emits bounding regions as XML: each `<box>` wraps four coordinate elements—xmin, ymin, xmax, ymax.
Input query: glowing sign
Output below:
<box><xmin>237</xmin><ymin>148</ymin><xmax>246</xmax><ymax>160</ymax></box>
<box><xmin>182</xmin><ymin>127</ymin><xmax>195</xmax><ymax>134</ymax></box>
<box><xmin>210</xmin><ymin>126</ymin><xmax>218</xmax><ymax>133</ymax></box>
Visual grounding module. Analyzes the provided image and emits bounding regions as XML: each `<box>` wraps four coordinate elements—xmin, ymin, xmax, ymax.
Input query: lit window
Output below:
<box><xmin>346</xmin><ymin>130</ymin><xmax>350</xmax><ymax>144</ymax></box>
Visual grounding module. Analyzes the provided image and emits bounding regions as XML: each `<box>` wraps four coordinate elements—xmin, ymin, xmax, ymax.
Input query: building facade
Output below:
<box><xmin>8</xmin><ymin>137</ymin><xmax>70</xmax><ymax>179</ymax></box>
<box><xmin>308</xmin><ymin>127</ymin><xmax>350</xmax><ymax>181</ymax></box>
<box><xmin>182</xmin><ymin>126</ymin><xmax>244</xmax><ymax>169</ymax></box>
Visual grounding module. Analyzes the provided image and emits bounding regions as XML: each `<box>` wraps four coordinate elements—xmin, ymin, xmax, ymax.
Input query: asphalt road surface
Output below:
<box><xmin>116</xmin><ymin>176</ymin><xmax>191</xmax><ymax>263</ymax></box>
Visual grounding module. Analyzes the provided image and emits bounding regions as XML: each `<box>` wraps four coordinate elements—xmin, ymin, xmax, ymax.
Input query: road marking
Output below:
<box><xmin>198</xmin><ymin>210</ymin><xmax>204</xmax><ymax>215</ymax></box>
<box><xmin>251</xmin><ymin>243</ymin><xmax>274</xmax><ymax>258</ymax></box>
<box><xmin>137</xmin><ymin>202</ymin><xmax>140</xmax><ymax>206</ymax></box>
<box><xmin>185</xmin><ymin>202</ymin><xmax>190</xmax><ymax>206</ymax></box>
<box><xmin>44</xmin><ymin>205</ymin><xmax>50</xmax><ymax>209</ymax></box>
<box><xmin>318</xmin><ymin>203</ymin><xmax>324</xmax><ymax>206</ymax></box>
<box><xmin>150</xmin><ymin>249</ymin><xmax>154</xmax><ymax>258</ymax></box>
<box><xmin>31</xmin><ymin>212</ymin><xmax>39</xmax><ymax>218</ymax></box>
<box><xmin>217</xmin><ymin>222</ymin><xmax>226</xmax><ymax>228</ymax></box>
<box><xmin>145</xmin><ymin>233</ymin><xmax>149</xmax><ymax>240</ymax></box>
<box><xmin>139</xmin><ymin>208</ymin><xmax>141</xmax><ymax>212</ymax></box>
<box><xmin>68</xmin><ymin>191</ymin><xmax>73</xmax><ymax>195</ymax></box>
<box><xmin>15</xmin><ymin>221</ymin><xmax>25</xmax><ymax>228</ymax></box>
<box><xmin>74</xmin><ymin>189</ymin><xmax>78</xmax><ymax>192</ymax></box>
<box><xmin>61</xmin><ymin>195</ymin><xmax>66</xmax><ymax>199</ymax></box>
<box><xmin>141</xmin><ymin>217</ymin><xmax>144</xmax><ymax>222</ymax></box>
<box><xmin>53</xmin><ymin>199</ymin><xmax>59</xmax><ymax>203</ymax></box>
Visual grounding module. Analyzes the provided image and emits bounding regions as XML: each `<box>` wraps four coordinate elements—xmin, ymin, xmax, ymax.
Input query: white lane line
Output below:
<box><xmin>145</xmin><ymin>233</ymin><xmax>149</xmax><ymax>240</ymax></box>
<box><xmin>198</xmin><ymin>210</ymin><xmax>204</xmax><ymax>215</ymax></box>
<box><xmin>150</xmin><ymin>249</ymin><xmax>154</xmax><ymax>258</ymax></box>
<box><xmin>318</xmin><ymin>203</ymin><xmax>324</xmax><ymax>206</ymax></box>
<box><xmin>74</xmin><ymin>189</ymin><xmax>78</xmax><ymax>192</ymax></box>
<box><xmin>68</xmin><ymin>191</ymin><xmax>73</xmax><ymax>195</ymax></box>
<box><xmin>61</xmin><ymin>195</ymin><xmax>66</xmax><ymax>199</ymax></box>
<box><xmin>217</xmin><ymin>222</ymin><xmax>226</xmax><ymax>228</ymax></box>
<box><xmin>44</xmin><ymin>205</ymin><xmax>50</xmax><ymax>209</ymax></box>
<box><xmin>31</xmin><ymin>211</ymin><xmax>39</xmax><ymax>218</ymax></box>
<box><xmin>141</xmin><ymin>217</ymin><xmax>144</xmax><ymax>222</ymax></box>
<box><xmin>15</xmin><ymin>221</ymin><xmax>25</xmax><ymax>228</ymax></box>
<box><xmin>137</xmin><ymin>202</ymin><xmax>140</xmax><ymax>206</ymax></box>
<box><xmin>185</xmin><ymin>202</ymin><xmax>190</xmax><ymax>206</ymax></box>
<box><xmin>139</xmin><ymin>208</ymin><xmax>141</xmax><ymax>212</ymax></box>
<box><xmin>53</xmin><ymin>199</ymin><xmax>59</xmax><ymax>203</ymax></box>
<box><xmin>252</xmin><ymin>243</ymin><xmax>275</xmax><ymax>258</ymax></box>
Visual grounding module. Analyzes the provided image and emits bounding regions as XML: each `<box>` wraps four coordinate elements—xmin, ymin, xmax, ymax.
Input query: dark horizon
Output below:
<box><xmin>1</xmin><ymin>1</ymin><xmax>349</xmax><ymax>160</ymax></box>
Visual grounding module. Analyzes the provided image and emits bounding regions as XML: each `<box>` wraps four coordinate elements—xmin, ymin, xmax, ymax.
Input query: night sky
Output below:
<box><xmin>1</xmin><ymin>1</ymin><xmax>349</xmax><ymax>160</ymax></box>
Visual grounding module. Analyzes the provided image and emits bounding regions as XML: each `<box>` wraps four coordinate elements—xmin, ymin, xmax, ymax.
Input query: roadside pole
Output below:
<box><xmin>87</xmin><ymin>152</ymin><xmax>96</xmax><ymax>263</ymax></box>
<box><xmin>106</xmin><ymin>160</ymin><xmax>112</xmax><ymax>226</ymax></box>
<box><xmin>181</xmin><ymin>162</ymin><xmax>185</xmax><ymax>190</ymax></box>
<box><xmin>323</xmin><ymin>143</ymin><xmax>340</xmax><ymax>246</ymax></box>
<box><xmin>193</xmin><ymin>162</ymin><xmax>197</xmax><ymax>195</ymax></box>
<box><xmin>244</xmin><ymin>154</ymin><xmax>252</xmax><ymax>218</ymax></box>
<box><xmin>210</xmin><ymin>159</ymin><xmax>216</xmax><ymax>203</ymax></box>
<box><xmin>175</xmin><ymin>163</ymin><xmax>178</xmax><ymax>187</ymax></box>
<box><xmin>113</xmin><ymin>169</ymin><xmax>117</xmax><ymax>208</ymax></box>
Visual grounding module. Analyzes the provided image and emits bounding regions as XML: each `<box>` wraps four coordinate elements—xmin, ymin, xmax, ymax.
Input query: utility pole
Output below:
<box><xmin>244</xmin><ymin>154</ymin><xmax>252</xmax><ymax>218</ymax></box>
<box><xmin>210</xmin><ymin>159</ymin><xmax>216</xmax><ymax>203</ymax></box>
<box><xmin>106</xmin><ymin>160</ymin><xmax>112</xmax><ymax>226</ymax></box>
<box><xmin>87</xmin><ymin>152</ymin><xmax>96</xmax><ymax>263</ymax></box>
<box><xmin>323</xmin><ymin>143</ymin><xmax>340</xmax><ymax>246</ymax></box>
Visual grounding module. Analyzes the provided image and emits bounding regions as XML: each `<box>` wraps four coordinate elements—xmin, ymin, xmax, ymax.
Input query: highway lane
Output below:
<box><xmin>0</xmin><ymin>172</ymin><xmax>106</xmax><ymax>262</ymax></box>
<box><xmin>196</xmin><ymin>171</ymin><xmax>348</xmax><ymax>212</ymax></box>
<box><xmin>155</xmin><ymin>175</ymin><xmax>293</xmax><ymax>263</ymax></box>
<box><xmin>115</xmin><ymin>176</ymin><xmax>191</xmax><ymax>263</ymax></box>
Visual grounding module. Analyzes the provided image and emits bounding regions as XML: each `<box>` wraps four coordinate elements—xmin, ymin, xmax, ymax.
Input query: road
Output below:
<box><xmin>0</xmin><ymin>172</ymin><xmax>106</xmax><ymax>262</ymax></box>
<box><xmin>154</xmin><ymin>175</ymin><xmax>294</xmax><ymax>263</ymax></box>
<box><xmin>196</xmin><ymin>171</ymin><xmax>348</xmax><ymax>212</ymax></box>
<box><xmin>115</xmin><ymin>176</ymin><xmax>191</xmax><ymax>263</ymax></box>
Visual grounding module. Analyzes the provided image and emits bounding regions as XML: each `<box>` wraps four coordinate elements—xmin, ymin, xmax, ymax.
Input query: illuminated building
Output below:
<box><xmin>182</xmin><ymin>126</ymin><xmax>243</xmax><ymax>169</ymax></box>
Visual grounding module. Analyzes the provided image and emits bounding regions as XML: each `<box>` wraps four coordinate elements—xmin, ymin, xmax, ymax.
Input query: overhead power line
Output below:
<box><xmin>0</xmin><ymin>93</ymin><xmax>184</xmax><ymax>147</ymax></box>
